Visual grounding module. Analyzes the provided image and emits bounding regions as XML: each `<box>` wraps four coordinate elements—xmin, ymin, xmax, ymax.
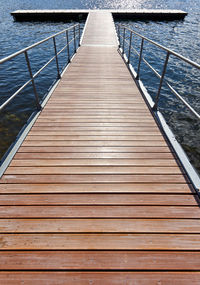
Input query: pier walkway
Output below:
<box><xmin>0</xmin><ymin>11</ymin><xmax>200</xmax><ymax>284</ymax></box>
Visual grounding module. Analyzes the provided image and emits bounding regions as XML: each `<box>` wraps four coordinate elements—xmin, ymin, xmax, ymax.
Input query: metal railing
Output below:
<box><xmin>0</xmin><ymin>23</ymin><xmax>82</xmax><ymax>111</ymax></box>
<box><xmin>117</xmin><ymin>24</ymin><xmax>200</xmax><ymax>119</ymax></box>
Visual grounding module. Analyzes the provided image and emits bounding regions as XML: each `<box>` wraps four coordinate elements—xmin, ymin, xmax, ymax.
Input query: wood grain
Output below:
<box><xmin>0</xmin><ymin>251</ymin><xmax>199</xmax><ymax>270</ymax></box>
<box><xmin>0</xmin><ymin>183</ymin><xmax>192</xmax><ymax>194</ymax></box>
<box><xmin>0</xmin><ymin>219</ymin><xmax>199</xmax><ymax>233</ymax></box>
<box><xmin>0</xmin><ymin>206</ymin><xmax>199</xmax><ymax>218</ymax></box>
<box><xmin>0</xmin><ymin>194</ymin><xmax>196</xmax><ymax>205</ymax></box>
<box><xmin>0</xmin><ymin>233</ymin><xmax>200</xmax><ymax>250</ymax></box>
<box><xmin>1</xmin><ymin>272</ymin><xmax>200</xmax><ymax>285</ymax></box>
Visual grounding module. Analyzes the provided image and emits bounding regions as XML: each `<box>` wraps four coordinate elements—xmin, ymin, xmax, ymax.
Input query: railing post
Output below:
<box><xmin>128</xmin><ymin>31</ymin><xmax>132</xmax><ymax>64</ymax></box>
<box><xmin>74</xmin><ymin>26</ymin><xmax>76</xmax><ymax>53</ymax></box>
<box><xmin>118</xmin><ymin>25</ymin><xmax>121</xmax><ymax>48</ymax></box>
<box><xmin>53</xmin><ymin>37</ymin><xmax>61</xmax><ymax>79</ymax></box>
<box><xmin>136</xmin><ymin>38</ymin><xmax>144</xmax><ymax>80</ymax></box>
<box><xmin>153</xmin><ymin>51</ymin><xmax>170</xmax><ymax>111</ymax></box>
<box><xmin>122</xmin><ymin>27</ymin><xmax>125</xmax><ymax>54</ymax></box>
<box><xmin>66</xmin><ymin>30</ymin><xmax>70</xmax><ymax>63</ymax></box>
<box><xmin>78</xmin><ymin>24</ymin><xmax>81</xmax><ymax>46</ymax></box>
<box><xmin>24</xmin><ymin>51</ymin><xmax>41</xmax><ymax>111</ymax></box>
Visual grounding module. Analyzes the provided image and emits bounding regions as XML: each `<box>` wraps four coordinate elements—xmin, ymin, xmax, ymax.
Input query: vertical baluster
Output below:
<box><xmin>118</xmin><ymin>25</ymin><xmax>121</xmax><ymax>48</ymax></box>
<box><xmin>78</xmin><ymin>24</ymin><xmax>81</xmax><ymax>46</ymax></box>
<box><xmin>53</xmin><ymin>37</ymin><xmax>60</xmax><ymax>79</ymax></box>
<box><xmin>66</xmin><ymin>30</ymin><xmax>70</xmax><ymax>63</ymax></box>
<box><xmin>24</xmin><ymin>51</ymin><xmax>41</xmax><ymax>111</ymax></box>
<box><xmin>128</xmin><ymin>31</ymin><xmax>132</xmax><ymax>64</ymax></box>
<box><xmin>122</xmin><ymin>27</ymin><xmax>125</xmax><ymax>54</ymax></box>
<box><xmin>136</xmin><ymin>38</ymin><xmax>144</xmax><ymax>80</ymax></box>
<box><xmin>153</xmin><ymin>51</ymin><xmax>170</xmax><ymax>111</ymax></box>
<box><xmin>74</xmin><ymin>26</ymin><xmax>76</xmax><ymax>53</ymax></box>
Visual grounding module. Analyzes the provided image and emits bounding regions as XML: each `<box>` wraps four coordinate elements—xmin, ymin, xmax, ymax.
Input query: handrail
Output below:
<box><xmin>116</xmin><ymin>24</ymin><xmax>200</xmax><ymax>120</ymax></box>
<box><xmin>0</xmin><ymin>23</ymin><xmax>82</xmax><ymax>111</ymax></box>
<box><xmin>0</xmin><ymin>24</ymin><xmax>79</xmax><ymax>64</ymax></box>
<box><xmin>118</xmin><ymin>25</ymin><xmax>200</xmax><ymax>69</ymax></box>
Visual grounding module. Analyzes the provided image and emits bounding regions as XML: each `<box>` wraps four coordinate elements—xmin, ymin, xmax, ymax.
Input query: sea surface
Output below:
<box><xmin>0</xmin><ymin>0</ymin><xmax>199</xmax><ymax>174</ymax></box>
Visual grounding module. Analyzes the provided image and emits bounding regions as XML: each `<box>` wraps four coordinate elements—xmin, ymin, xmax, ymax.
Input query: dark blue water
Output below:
<box><xmin>0</xmin><ymin>0</ymin><xmax>199</xmax><ymax>173</ymax></box>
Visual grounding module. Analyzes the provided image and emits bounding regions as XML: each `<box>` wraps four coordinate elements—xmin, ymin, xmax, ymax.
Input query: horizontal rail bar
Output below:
<box><xmin>0</xmin><ymin>23</ymin><xmax>82</xmax><ymax>112</ymax></box>
<box><xmin>118</xmin><ymin>25</ymin><xmax>200</xmax><ymax>69</ymax></box>
<box><xmin>25</xmin><ymin>35</ymin><xmax>78</xmax><ymax>80</ymax></box>
<box><xmin>0</xmin><ymin>39</ymin><xmax>74</xmax><ymax>111</ymax></box>
<box><xmin>122</xmin><ymin>37</ymin><xmax>140</xmax><ymax>56</ymax></box>
<box><xmin>0</xmin><ymin>24</ymin><xmax>79</xmax><ymax>64</ymax></box>
<box><xmin>32</xmin><ymin>55</ymin><xmax>57</xmax><ymax>80</ymax></box>
<box><xmin>0</xmin><ymin>78</ymin><xmax>32</xmax><ymax>111</ymax></box>
<box><xmin>119</xmin><ymin>26</ymin><xmax>200</xmax><ymax>119</ymax></box>
<box><xmin>0</xmin><ymin>42</ymin><xmax>67</xmax><ymax>111</ymax></box>
<box><xmin>57</xmin><ymin>35</ymin><xmax>79</xmax><ymax>57</ymax></box>
<box><xmin>141</xmin><ymin>57</ymin><xmax>200</xmax><ymax>119</ymax></box>
<box><xmin>56</xmin><ymin>44</ymin><xmax>69</xmax><ymax>57</ymax></box>
<box><xmin>165</xmin><ymin>81</ymin><xmax>200</xmax><ymax>119</ymax></box>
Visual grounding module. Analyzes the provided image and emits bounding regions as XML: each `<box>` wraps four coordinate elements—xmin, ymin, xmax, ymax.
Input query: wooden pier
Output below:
<box><xmin>11</xmin><ymin>9</ymin><xmax>188</xmax><ymax>21</ymax></box>
<box><xmin>1</xmin><ymin>11</ymin><xmax>200</xmax><ymax>284</ymax></box>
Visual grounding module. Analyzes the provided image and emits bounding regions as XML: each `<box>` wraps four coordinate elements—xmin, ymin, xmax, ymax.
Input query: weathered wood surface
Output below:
<box><xmin>0</xmin><ymin>11</ymin><xmax>199</xmax><ymax>284</ymax></box>
<box><xmin>1</xmin><ymin>272</ymin><xmax>200</xmax><ymax>285</ymax></box>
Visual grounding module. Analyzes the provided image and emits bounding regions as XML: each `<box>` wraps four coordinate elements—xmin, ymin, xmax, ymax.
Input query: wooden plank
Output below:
<box><xmin>0</xmin><ymin>219</ymin><xmax>200</xmax><ymax>233</ymax></box>
<box><xmin>43</xmin><ymin>99</ymin><xmax>150</xmax><ymax>102</ymax></box>
<box><xmin>40</xmin><ymin>111</ymin><xmax>151</xmax><ymax>116</ymax></box>
<box><xmin>31</xmin><ymin>126</ymin><xmax>158</xmax><ymax>131</ymax></box>
<box><xmin>18</xmin><ymin>146</ymin><xmax>171</xmax><ymax>153</ymax></box>
<box><xmin>37</xmin><ymin>117</ymin><xmax>157</xmax><ymax>121</ymax></box>
<box><xmin>0</xmin><ymin>174</ymin><xmax>187</xmax><ymax>184</ymax></box>
<box><xmin>49</xmin><ymin>95</ymin><xmax>143</xmax><ymax>98</ymax></box>
<box><xmin>46</xmin><ymin>99</ymin><xmax>146</xmax><ymax>103</ymax></box>
<box><xmin>25</xmin><ymin>135</ymin><xmax>164</xmax><ymax>141</ymax></box>
<box><xmin>0</xmin><ymin>183</ymin><xmax>192</xmax><ymax>194</ymax></box>
<box><xmin>1</xmin><ymin>272</ymin><xmax>199</xmax><ymax>285</ymax></box>
<box><xmin>0</xmin><ymin>194</ymin><xmax>197</xmax><ymax>205</ymax></box>
<box><xmin>14</xmin><ymin>152</ymin><xmax>175</xmax><ymax>159</ymax></box>
<box><xmin>5</xmin><ymin>166</ymin><xmax>182</xmax><ymax>175</ymax></box>
<box><xmin>0</xmin><ymin>251</ymin><xmax>199</xmax><ymax>270</ymax></box>
<box><xmin>44</xmin><ymin>101</ymin><xmax>148</xmax><ymax>105</ymax></box>
<box><xmin>0</xmin><ymin>233</ymin><xmax>200</xmax><ymax>249</ymax></box>
<box><xmin>28</xmin><ymin>131</ymin><xmax>163</xmax><ymax>135</ymax></box>
<box><xmin>34</xmin><ymin>122</ymin><xmax>158</xmax><ymax>127</ymax></box>
<box><xmin>10</xmin><ymin>158</ymin><xmax>178</xmax><ymax>167</ymax></box>
<box><xmin>36</xmin><ymin>118</ymin><xmax>156</xmax><ymax>123</ymax></box>
<box><xmin>0</xmin><ymin>206</ymin><xmax>199</xmax><ymax>218</ymax></box>
<box><xmin>37</xmin><ymin>104</ymin><xmax>150</xmax><ymax>108</ymax></box>
<box><xmin>22</xmin><ymin>140</ymin><xmax>167</xmax><ymax>147</ymax></box>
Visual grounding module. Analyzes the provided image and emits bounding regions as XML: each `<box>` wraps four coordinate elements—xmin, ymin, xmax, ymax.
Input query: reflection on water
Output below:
<box><xmin>0</xmin><ymin>0</ymin><xmax>199</xmax><ymax>174</ymax></box>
